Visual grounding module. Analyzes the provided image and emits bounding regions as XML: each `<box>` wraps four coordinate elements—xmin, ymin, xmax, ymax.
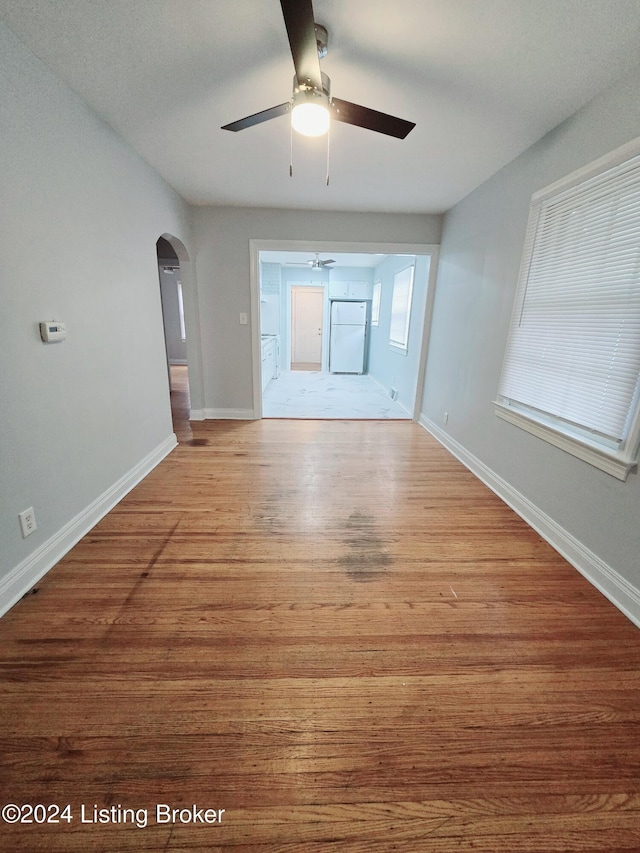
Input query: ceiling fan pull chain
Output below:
<box><xmin>325</xmin><ymin>121</ymin><xmax>331</xmax><ymax>186</ymax></box>
<box><xmin>289</xmin><ymin>113</ymin><xmax>293</xmax><ymax>177</ymax></box>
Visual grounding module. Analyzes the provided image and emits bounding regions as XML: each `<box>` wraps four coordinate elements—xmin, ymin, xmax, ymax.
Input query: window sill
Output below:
<box><xmin>389</xmin><ymin>343</ymin><xmax>408</xmax><ymax>356</ymax></box>
<box><xmin>494</xmin><ymin>401</ymin><xmax>637</xmax><ymax>481</ymax></box>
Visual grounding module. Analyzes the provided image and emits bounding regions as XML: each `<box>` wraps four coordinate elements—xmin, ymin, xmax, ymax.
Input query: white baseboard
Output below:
<box><xmin>367</xmin><ymin>375</ymin><xmax>412</xmax><ymax>417</ymax></box>
<box><xmin>189</xmin><ymin>408</ymin><xmax>255</xmax><ymax>421</ymax></box>
<box><xmin>418</xmin><ymin>415</ymin><xmax>640</xmax><ymax>629</ymax></box>
<box><xmin>368</xmin><ymin>373</ymin><xmax>388</xmax><ymax>393</ymax></box>
<box><xmin>0</xmin><ymin>434</ymin><xmax>178</xmax><ymax>619</ymax></box>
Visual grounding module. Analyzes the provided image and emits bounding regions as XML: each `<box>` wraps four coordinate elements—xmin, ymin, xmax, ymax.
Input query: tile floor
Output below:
<box><xmin>262</xmin><ymin>370</ymin><xmax>411</xmax><ymax>419</ymax></box>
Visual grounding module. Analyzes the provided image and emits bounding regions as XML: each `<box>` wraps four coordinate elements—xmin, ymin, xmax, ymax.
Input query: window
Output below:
<box><xmin>389</xmin><ymin>265</ymin><xmax>414</xmax><ymax>351</ymax></box>
<box><xmin>495</xmin><ymin>138</ymin><xmax>640</xmax><ymax>480</ymax></box>
<box><xmin>176</xmin><ymin>280</ymin><xmax>186</xmax><ymax>342</ymax></box>
<box><xmin>371</xmin><ymin>281</ymin><xmax>381</xmax><ymax>326</ymax></box>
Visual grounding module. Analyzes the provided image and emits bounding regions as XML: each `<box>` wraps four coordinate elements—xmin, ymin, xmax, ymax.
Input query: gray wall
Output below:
<box><xmin>192</xmin><ymin>207</ymin><xmax>442</xmax><ymax>414</ymax></box>
<box><xmin>420</xmin><ymin>64</ymin><xmax>640</xmax><ymax>606</ymax></box>
<box><xmin>0</xmin><ymin>23</ymin><xmax>192</xmax><ymax>606</ymax></box>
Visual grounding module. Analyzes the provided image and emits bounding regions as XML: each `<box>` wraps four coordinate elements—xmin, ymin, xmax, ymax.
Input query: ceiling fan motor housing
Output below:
<box><xmin>314</xmin><ymin>23</ymin><xmax>328</xmax><ymax>59</ymax></box>
<box><xmin>292</xmin><ymin>71</ymin><xmax>331</xmax><ymax>101</ymax></box>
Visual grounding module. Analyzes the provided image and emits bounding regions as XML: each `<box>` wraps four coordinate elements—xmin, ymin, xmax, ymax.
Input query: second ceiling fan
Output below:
<box><xmin>287</xmin><ymin>253</ymin><xmax>335</xmax><ymax>269</ymax></box>
<box><xmin>222</xmin><ymin>0</ymin><xmax>415</xmax><ymax>140</ymax></box>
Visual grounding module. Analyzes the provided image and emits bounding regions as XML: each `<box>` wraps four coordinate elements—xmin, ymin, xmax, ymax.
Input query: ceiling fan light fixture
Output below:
<box><xmin>221</xmin><ymin>3</ymin><xmax>415</xmax><ymax>143</ymax></box>
<box><xmin>291</xmin><ymin>87</ymin><xmax>330</xmax><ymax>137</ymax></box>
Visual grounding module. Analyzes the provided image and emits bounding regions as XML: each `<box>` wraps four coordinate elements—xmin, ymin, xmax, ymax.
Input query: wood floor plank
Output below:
<box><xmin>1</xmin><ymin>372</ymin><xmax>639</xmax><ymax>851</ymax></box>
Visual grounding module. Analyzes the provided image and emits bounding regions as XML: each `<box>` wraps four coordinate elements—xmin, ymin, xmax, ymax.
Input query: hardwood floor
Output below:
<box><xmin>1</xmin><ymin>372</ymin><xmax>639</xmax><ymax>851</ymax></box>
<box><xmin>169</xmin><ymin>364</ymin><xmax>193</xmax><ymax>443</ymax></box>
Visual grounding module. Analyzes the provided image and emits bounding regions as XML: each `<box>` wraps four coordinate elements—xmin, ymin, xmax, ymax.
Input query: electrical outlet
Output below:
<box><xmin>444</xmin><ymin>411</ymin><xmax>449</xmax><ymax>424</ymax></box>
<box><xmin>19</xmin><ymin>507</ymin><xmax>37</xmax><ymax>538</ymax></box>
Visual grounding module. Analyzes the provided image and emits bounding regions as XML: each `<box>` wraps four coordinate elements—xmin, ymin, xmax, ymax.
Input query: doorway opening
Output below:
<box><xmin>252</xmin><ymin>241</ymin><xmax>439</xmax><ymax>421</ymax></box>
<box><xmin>156</xmin><ymin>236</ymin><xmax>190</xmax><ymax>435</ymax></box>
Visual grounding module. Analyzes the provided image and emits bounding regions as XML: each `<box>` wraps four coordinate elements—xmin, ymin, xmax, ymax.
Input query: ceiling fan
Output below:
<box><xmin>221</xmin><ymin>0</ymin><xmax>415</xmax><ymax>141</ymax></box>
<box><xmin>286</xmin><ymin>253</ymin><xmax>336</xmax><ymax>269</ymax></box>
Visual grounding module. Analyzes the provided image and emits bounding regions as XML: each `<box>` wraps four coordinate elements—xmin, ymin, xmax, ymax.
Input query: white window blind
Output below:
<box><xmin>389</xmin><ymin>265</ymin><xmax>414</xmax><ymax>350</ymax></box>
<box><xmin>496</xmin><ymin>140</ymin><xmax>640</xmax><ymax>479</ymax></box>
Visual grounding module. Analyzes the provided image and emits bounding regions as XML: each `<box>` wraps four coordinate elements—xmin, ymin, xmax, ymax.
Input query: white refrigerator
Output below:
<box><xmin>329</xmin><ymin>301</ymin><xmax>367</xmax><ymax>373</ymax></box>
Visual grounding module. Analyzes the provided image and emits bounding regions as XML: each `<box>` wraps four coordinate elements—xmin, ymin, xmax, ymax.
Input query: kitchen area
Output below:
<box><xmin>259</xmin><ymin>258</ymin><xmax>282</xmax><ymax>393</ymax></box>
<box><xmin>260</xmin><ymin>332</ymin><xmax>280</xmax><ymax>392</ymax></box>
<box><xmin>260</xmin><ymin>257</ymin><xmax>375</xmax><ymax>377</ymax></box>
<box><xmin>258</xmin><ymin>249</ymin><xmax>429</xmax><ymax>419</ymax></box>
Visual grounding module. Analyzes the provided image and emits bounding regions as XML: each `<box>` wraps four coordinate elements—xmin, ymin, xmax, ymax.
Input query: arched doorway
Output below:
<box><xmin>156</xmin><ymin>235</ymin><xmax>191</xmax><ymax>437</ymax></box>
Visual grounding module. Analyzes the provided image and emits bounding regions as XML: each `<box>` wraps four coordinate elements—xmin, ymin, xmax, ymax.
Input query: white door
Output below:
<box><xmin>291</xmin><ymin>286</ymin><xmax>324</xmax><ymax>369</ymax></box>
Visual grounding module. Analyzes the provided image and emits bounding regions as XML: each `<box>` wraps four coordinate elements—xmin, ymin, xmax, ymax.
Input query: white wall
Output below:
<box><xmin>0</xmin><ymin>23</ymin><xmax>193</xmax><ymax>613</ymax></box>
<box><xmin>420</xmin><ymin>63</ymin><xmax>640</xmax><ymax>624</ymax></box>
<box><xmin>259</xmin><ymin>263</ymin><xmax>281</xmax><ymax>337</ymax></box>
<box><xmin>192</xmin><ymin>207</ymin><xmax>442</xmax><ymax>416</ymax></box>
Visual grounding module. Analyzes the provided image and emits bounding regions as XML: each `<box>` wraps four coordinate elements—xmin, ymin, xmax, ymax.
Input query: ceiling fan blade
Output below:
<box><xmin>280</xmin><ymin>0</ymin><xmax>322</xmax><ymax>90</ymax></box>
<box><xmin>330</xmin><ymin>98</ymin><xmax>415</xmax><ymax>139</ymax></box>
<box><xmin>221</xmin><ymin>102</ymin><xmax>290</xmax><ymax>132</ymax></box>
<box><xmin>321</xmin><ymin>259</ymin><xmax>336</xmax><ymax>265</ymax></box>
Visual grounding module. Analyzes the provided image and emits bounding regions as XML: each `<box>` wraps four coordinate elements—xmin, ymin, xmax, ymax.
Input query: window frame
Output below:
<box><xmin>389</xmin><ymin>264</ymin><xmax>415</xmax><ymax>353</ymax></box>
<box><xmin>176</xmin><ymin>279</ymin><xmax>187</xmax><ymax>342</ymax></box>
<box><xmin>371</xmin><ymin>280</ymin><xmax>381</xmax><ymax>327</ymax></box>
<box><xmin>495</xmin><ymin>137</ymin><xmax>640</xmax><ymax>481</ymax></box>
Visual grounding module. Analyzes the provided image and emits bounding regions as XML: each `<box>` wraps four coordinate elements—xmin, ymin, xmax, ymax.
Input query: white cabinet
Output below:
<box><xmin>347</xmin><ymin>281</ymin><xmax>373</xmax><ymax>299</ymax></box>
<box><xmin>328</xmin><ymin>281</ymin><xmax>372</xmax><ymax>299</ymax></box>
<box><xmin>261</xmin><ymin>335</ymin><xmax>279</xmax><ymax>391</ymax></box>
<box><xmin>328</xmin><ymin>280</ymin><xmax>349</xmax><ymax>298</ymax></box>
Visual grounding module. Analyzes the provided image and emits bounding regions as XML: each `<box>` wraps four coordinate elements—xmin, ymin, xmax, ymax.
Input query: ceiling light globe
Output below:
<box><xmin>291</xmin><ymin>90</ymin><xmax>330</xmax><ymax>137</ymax></box>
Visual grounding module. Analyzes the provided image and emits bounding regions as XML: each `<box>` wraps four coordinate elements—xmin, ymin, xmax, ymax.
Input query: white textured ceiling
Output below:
<box><xmin>2</xmin><ymin>0</ymin><xmax>640</xmax><ymax>213</ymax></box>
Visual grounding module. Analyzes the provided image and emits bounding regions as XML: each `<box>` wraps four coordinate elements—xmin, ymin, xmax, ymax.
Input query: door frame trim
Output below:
<box><xmin>250</xmin><ymin>239</ymin><xmax>439</xmax><ymax>420</ymax></box>
<box><xmin>289</xmin><ymin>284</ymin><xmax>325</xmax><ymax>370</ymax></box>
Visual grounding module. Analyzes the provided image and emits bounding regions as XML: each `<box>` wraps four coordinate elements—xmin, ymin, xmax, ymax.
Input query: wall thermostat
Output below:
<box><xmin>40</xmin><ymin>321</ymin><xmax>67</xmax><ymax>343</ymax></box>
